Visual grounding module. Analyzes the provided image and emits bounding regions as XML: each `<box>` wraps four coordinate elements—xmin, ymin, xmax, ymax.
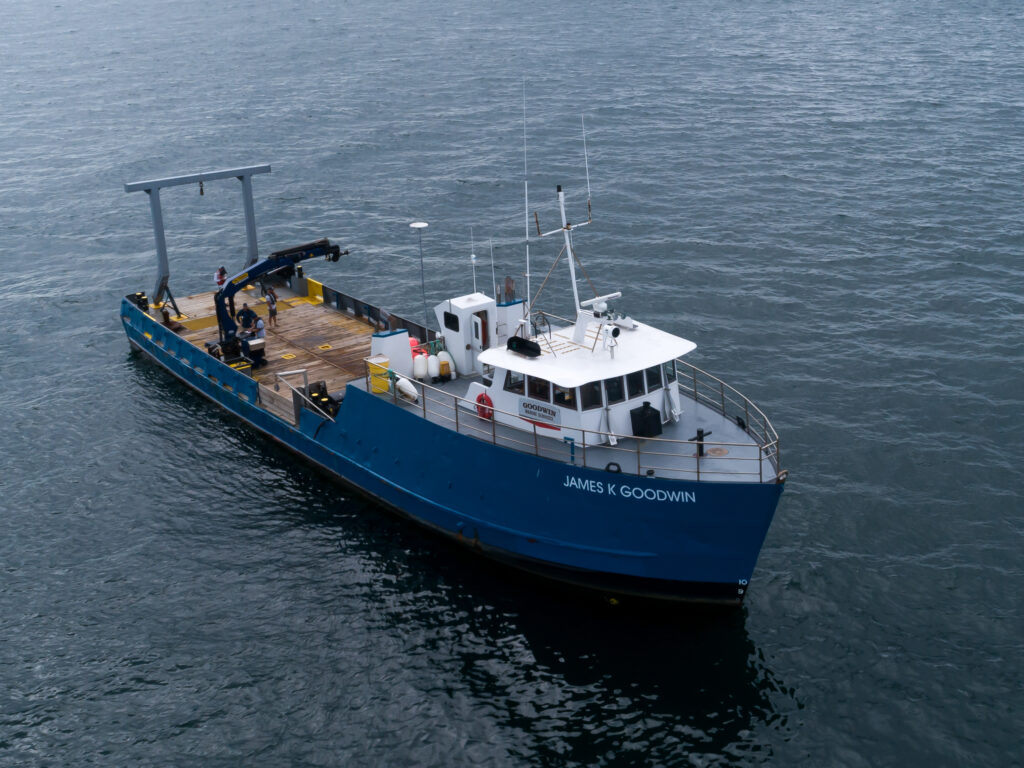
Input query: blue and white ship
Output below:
<box><xmin>120</xmin><ymin>164</ymin><xmax>787</xmax><ymax>606</ymax></box>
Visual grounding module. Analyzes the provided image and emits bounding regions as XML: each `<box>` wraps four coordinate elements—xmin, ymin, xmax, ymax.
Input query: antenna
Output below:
<box><xmin>582</xmin><ymin>114</ymin><xmax>593</xmax><ymax>221</ymax></box>
<box><xmin>470</xmin><ymin>226</ymin><xmax>477</xmax><ymax>293</ymax></box>
<box><xmin>523</xmin><ymin>79</ymin><xmax>532</xmax><ymax>310</ymax></box>
<box><xmin>489</xmin><ymin>239</ymin><xmax>496</xmax><ymax>301</ymax></box>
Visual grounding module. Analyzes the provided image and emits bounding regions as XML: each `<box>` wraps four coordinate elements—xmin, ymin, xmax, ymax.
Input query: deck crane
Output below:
<box><xmin>214</xmin><ymin>238</ymin><xmax>346</xmax><ymax>343</ymax></box>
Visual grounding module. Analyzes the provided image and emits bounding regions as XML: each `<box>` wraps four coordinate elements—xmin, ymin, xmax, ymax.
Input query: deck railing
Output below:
<box><xmin>674</xmin><ymin>358</ymin><xmax>781</xmax><ymax>473</ymax></box>
<box><xmin>369</xmin><ymin>357</ymin><xmax>784</xmax><ymax>484</ymax></box>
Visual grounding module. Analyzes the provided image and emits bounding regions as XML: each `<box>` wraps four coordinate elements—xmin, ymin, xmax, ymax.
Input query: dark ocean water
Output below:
<box><xmin>2</xmin><ymin>0</ymin><xmax>1022</xmax><ymax>765</ymax></box>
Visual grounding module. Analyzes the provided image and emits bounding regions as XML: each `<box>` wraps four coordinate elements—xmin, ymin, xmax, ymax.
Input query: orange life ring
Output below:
<box><xmin>475</xmin><ymin>392</ymin><xmax>494</xmax><ymax>420</ymax></box>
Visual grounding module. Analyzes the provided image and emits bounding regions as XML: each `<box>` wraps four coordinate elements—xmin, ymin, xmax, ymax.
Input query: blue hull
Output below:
<box><xmin>122</xmin><ymin>299</ymin><xmax>784</xmax><ymax>605</ymax></box>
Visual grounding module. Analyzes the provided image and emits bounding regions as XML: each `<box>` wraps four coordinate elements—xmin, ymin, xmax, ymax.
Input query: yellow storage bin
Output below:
<box><xmin>367</xmin><ymin>355</ymin><xmax>390</xmax><ymax>393</ymax></box>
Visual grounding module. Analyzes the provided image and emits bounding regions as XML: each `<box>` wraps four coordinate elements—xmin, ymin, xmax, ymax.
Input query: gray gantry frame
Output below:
<box><xmin>124</xmin><ymin>164</ymin><xmax>271</xmax><ymax>306</ymax></box>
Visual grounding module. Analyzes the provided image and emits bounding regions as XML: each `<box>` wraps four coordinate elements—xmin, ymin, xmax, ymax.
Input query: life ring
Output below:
<box><xmin>475</xmin><ymin>392</ymin><xmax>494</xmax><ymax>420</ymax></box>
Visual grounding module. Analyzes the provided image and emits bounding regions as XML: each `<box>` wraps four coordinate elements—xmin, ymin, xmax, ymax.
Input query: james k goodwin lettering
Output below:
<box><xmin>562</xmin><ymin>474</ymin><xmax>696</xmax><ymax>503</ymax></box>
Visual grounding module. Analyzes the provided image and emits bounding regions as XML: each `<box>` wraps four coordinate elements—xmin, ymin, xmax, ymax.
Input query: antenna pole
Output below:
<box><xmin>489</xmin><ymin>239</ymin><xmax>496</xmax><ymax>301</ymax></box>
<box><xmin>470</xmin><ymin>226</ymin><xmax>477</xmax><ymax>294</ymax></box>
<box><xmin>582</xmin><ymin>114</ymin><xmax>592</xmax><ymax>204</ymax></box>
<box><xmin>410</xmin><ymin>221</ymin><xmax>429</xmax><ymax>330</ymax></box>
<box><xmin>523</xmin><ymin>80</ymin><xmax>532</xmax><ymax>310</ymax></box>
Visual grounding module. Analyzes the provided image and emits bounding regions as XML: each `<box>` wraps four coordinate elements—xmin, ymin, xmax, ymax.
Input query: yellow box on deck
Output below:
<box><xmin>306</xmin><ymin>278</ymin><xmax>324</xmax><ymax>303</ymax></box>
<box><xmin>367</xmin><ymin>355</ymin><xmax>390</xmax><ymax>394</ymax></box>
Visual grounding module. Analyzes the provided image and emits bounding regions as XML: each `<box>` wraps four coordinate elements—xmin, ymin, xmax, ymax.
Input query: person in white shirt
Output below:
<box><xmin>265</xmin><ymin>286</ymin><xmax>278</xmax><ymax>327</ymax></box>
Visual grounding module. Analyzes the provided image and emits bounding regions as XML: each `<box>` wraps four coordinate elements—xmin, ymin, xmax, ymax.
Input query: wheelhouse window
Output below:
<box><xmin>604</xmin><ymin>376</ymin><xmax>625</xmax><ymax>404</ymax></box>
<box><xmin>645</xmin><ymin>365</ymin><xmax>662</xmax><ymax>390</ymax></box>
<box><xmin>626</xmin><ymin>370</ymin><xmax>645</xmax><ymax>399</ymax></box>
<box><xmin>443</xmin><ymin>311</ymin><xmax>460</xmax><ymax>332</ymax></box>
<box><xmin>661</xmin><ymin>360</ymin><xmax>676</xmax><ymax>384</ymax></box>
<box><xmin>553</xmin><ymin>383</ymin><xmax>576</xmax><ymax>409</ymax></box>
<box><xmin>527</xmin><ymin>376</ymin><xmax>551</xmax><ymax>402</ymax></box>
<box><xmin>504</xmin><ymin>370</ymin><xmax>525</xmax><ymax>395</ymax></box>
<box><xmin>579</xmin><ymin>381</ymin><xmax>603</xmax><ymax>410</ymax></box>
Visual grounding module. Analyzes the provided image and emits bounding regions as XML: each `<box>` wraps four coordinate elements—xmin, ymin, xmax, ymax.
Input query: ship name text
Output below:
<box><xmin>562</xmin><ymin>474</ymin><xmax>696</xmax><ymax>503</ymax></box>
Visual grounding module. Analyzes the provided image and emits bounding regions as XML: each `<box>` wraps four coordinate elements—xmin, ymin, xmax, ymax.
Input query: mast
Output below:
<box><xmin>556</xmin><ymin>185</ymin><xmax>582</xmax><ymax>314</ymax></box>
<box><xmin>523</xmin><ymin>80</ymin><xmax>531</xmax><ymax>308</ymax></box>
<box><xmin>531</xmin><ymin>113</ymin><xmax>595</xmax><ymax>317</ymax></box>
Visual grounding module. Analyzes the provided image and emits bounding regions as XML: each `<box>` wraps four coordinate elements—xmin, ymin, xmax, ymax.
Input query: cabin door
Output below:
<box><xmin>471</xmin><ymin>311</ymin><xmax>489</xmax><ymax>373</ymax></box>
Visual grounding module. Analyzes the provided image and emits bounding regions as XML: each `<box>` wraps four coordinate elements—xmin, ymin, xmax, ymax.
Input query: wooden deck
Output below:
<box><xmin>161</xmin><ymin>283</ymin><xmax>377</xmax><ymax>422</ymax></box>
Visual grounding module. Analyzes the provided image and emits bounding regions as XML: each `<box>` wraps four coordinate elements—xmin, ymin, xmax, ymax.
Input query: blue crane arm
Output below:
<box><xmin>215</xmin><ymin>238</ymin><xmax>346</xmax><ymax>340</ymax></box>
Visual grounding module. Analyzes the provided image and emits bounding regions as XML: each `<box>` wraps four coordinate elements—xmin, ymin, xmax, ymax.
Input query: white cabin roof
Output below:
<box><xmin>445</xmin><ymin>292</ymin><xmax>493</xmax><ymax>311</ymax></box>
<box><xmin>478</xmin><ymin>318</ymin><xmax>696</xmax><ymax>388</ymax></box>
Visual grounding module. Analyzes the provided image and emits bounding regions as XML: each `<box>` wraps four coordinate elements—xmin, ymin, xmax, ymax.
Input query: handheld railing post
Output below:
<box><xmin>692</xmin><ymin>369</ymin><xmax>699</xmax><ymax>403</ymax></box>
<box><xmin>422</xmin><ymin>384</ymin><xmax>427</xmax><ymax>418</ymax></box>
<box><xmin>695</xmin><ymin>442</ymin><xmax>701</xmax><ymax>482</ymax></box>
<box><xmin>491</xmin><ymin>410</ymin><xmax>497</xmax><ymax>445</ymax></box>
<box><xmin>454</xmin><ymin>393</ymin><xmax>460</xmax><ymax>434</ymax></box>
<box><xmin>636</xmin><ymin>440</ymin><xmax>641</xmax><ymax>476</ymax></box>
<box><xmin>533</xmin><ymin>424</ymin><xmax>539</xmax><ymax>456</ymax></box>
<box><xmin>720</xmin><ymin>382</ymin><xmax>726</xmax><ymax>415</ymax></box>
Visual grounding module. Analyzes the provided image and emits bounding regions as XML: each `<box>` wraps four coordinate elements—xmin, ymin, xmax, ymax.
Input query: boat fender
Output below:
<box><xmin>412</xmin><ymin>354</ymin><xmax>428</xmax><ymax>380</ymax></box>
<box><xmin>395</xmin><ymin>376</ymin><xmax>418</xmax><ymax>402</ymax></box>
<box><xmin>427</xmin><ymin>354</ymin><xmax>441</xmax><ymax>380</ymax></box>
<box><xmin>605</xmin><ymin>461</ymin><xmax>622</xmax><ymax>473</ymax></box>
<box><xmin>475</xmin><ymin>392</ymin><xmax>494</xmax><ymax>420</ymax></box>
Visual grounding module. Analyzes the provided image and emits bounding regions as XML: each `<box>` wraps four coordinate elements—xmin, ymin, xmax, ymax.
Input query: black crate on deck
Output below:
<box><xmin>630</xmin><ymin>401</ymin><xmax>662</xmax><ymax>438</ymax></box>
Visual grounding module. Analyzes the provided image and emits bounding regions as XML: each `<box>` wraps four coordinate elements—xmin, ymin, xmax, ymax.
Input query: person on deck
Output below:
<box><xmin>214</xmin><ymin>266</ymin><xmax>231</xmax><ymax>314</ymax></box>
<box><xmin>254</xmin><ymin>317</ymin><xmax>266</xmax><ymax>339</ymax></box>
<box><xmin>236</xmin><ymin>303</ymin><xmax>257</xmax><ymax>334</ymax></box>
<box><xmin>265</xmin><ymin>286</ymin><xmax>278</xmax><ymax>328</ymax></box>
